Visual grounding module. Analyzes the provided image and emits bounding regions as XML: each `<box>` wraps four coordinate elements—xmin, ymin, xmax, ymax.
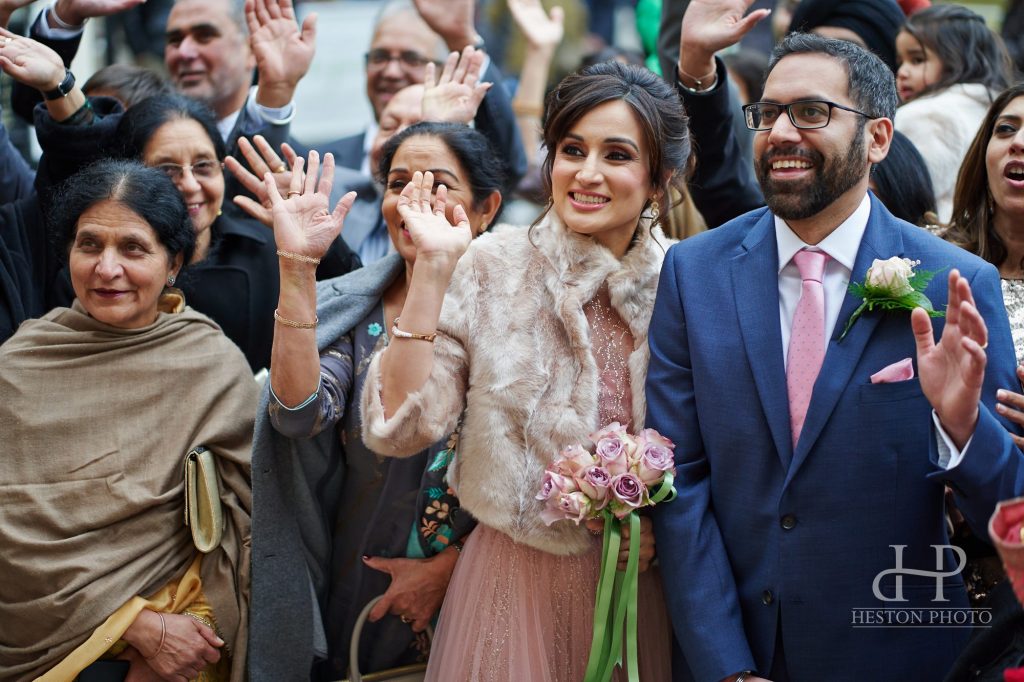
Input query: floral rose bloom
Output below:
<box><xmin>865</xmin><ymin>257</ymin><xmax>917</xmax><ymax>297</ymax></box>
<box><xmin>609</xmin><ymin>472</ymin><xmax>646</xmax><ymax>518</ymax></box>
<box><xmin>556</xmin><ymin>443</ymin><xmax>597</xmax><ymax>475</ymax></box>
<box><xmin>558</xmin><ymin>491</ymin><xmax>593</xmax><ymax>524</ymax></box>
<box><xmin>576</xmin><ymin>465</ymin><xmax>612</xmax><ymax>508</ymax></box>
<box><xmin>596</xmin><ymin>436</ymin><xmax>630</xmax><ymax>476</ymax></box>
<box><xmin>637</xmin><ymin>444</ymin><xmax>675</xmax><ymax>485</ymax></box>
<box><xmin>536</xmin><ymin>470</ymin><xmax>577</xmax><ymax>501</ymax></box>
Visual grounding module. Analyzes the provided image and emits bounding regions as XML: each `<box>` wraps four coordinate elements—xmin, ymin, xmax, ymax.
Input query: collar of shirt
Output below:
<box><xmin>775</xmin><ymin>193</ymin><xmax>871</xmax><ymax>274</ymax></box>
<box><xmin>217</xmin><ymin>108</ymin><xmax>241</xmax><ymax>143</ymax></box>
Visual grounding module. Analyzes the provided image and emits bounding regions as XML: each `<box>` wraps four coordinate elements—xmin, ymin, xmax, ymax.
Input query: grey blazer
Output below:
<box><xmin>249</xmin><ymin>255</ymin><xmax>404</xmax><ymax>681</ymax></box>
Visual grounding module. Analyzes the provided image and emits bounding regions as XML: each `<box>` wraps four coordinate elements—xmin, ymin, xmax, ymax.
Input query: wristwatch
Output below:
<box><xmin>43</xmin><ymin>68</ymin><xmax>75</xmax><ymax>100</ymax></box>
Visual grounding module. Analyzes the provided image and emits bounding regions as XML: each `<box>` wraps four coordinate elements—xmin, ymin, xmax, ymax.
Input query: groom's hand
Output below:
<box><xmin>913</xmin><ymin>270</ymin><xmax>988</xmax><ymax>450</ymax></box>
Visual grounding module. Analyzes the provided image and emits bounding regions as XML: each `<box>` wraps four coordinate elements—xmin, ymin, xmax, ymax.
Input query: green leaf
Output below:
<box><xmin>428</xmin><ymin>449</ymin><xmax>454</xmax><ymax>472</ymax></box>
<box><xmin>426</xmin><ymin>487</ymin><xmax>445</xmax><ymax>500</ymax></box>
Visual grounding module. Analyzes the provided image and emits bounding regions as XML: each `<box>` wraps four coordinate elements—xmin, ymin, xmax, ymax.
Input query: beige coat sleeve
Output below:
<box><xmin>360</xmin><ymin>248</ymin><xmax>477</xmax><ymax>457</ymax></box>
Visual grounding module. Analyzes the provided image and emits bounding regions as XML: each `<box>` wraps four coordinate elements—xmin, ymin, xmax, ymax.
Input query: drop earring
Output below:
<box><xmin>650</xmin><ymin>199</ymin><xmax>660</xmax><ymax>223</ymax></box>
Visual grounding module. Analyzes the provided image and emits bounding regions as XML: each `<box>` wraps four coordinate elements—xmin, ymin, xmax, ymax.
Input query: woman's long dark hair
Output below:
<box><xmin>944</xmin><ymin>84</ymin><xmax>1024</xmax><ymax>270</ymax></box>
<box><xmin>871</xmin><ymin>130</ymin><xmax>936</xmax><ymax>227</ymax></box>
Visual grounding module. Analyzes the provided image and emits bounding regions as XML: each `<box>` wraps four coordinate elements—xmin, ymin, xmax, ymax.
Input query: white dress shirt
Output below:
<box><xmin>773</xmin><ymin>193</ymin><xmax>967</xmax><ymax>467</ymax></box>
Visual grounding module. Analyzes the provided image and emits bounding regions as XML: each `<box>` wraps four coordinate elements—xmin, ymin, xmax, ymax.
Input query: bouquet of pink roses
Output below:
<box><xmin>536</xmin><ymin>422</ymin><xmax>676</xmax><ymax>682</ymax></box>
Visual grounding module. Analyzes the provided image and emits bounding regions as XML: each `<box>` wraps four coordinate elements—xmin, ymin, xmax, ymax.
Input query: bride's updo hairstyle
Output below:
<box><xmin>539</xmin><ymin>60</ymin><xmax>691</xmax><ymax>233</ymax></box>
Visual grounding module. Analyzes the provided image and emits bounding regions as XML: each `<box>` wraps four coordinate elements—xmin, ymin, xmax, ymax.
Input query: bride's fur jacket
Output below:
<box><xmin>362</xmin><ymin>211</ymin><xmax>674</xmax><ymax>555</ymax></box>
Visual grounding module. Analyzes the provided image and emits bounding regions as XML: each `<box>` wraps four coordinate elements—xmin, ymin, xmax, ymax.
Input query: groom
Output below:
<box><xmin>648</xmin><ymin>33</ymin><xmax>1024</xmax><ymax>682</ymax></box>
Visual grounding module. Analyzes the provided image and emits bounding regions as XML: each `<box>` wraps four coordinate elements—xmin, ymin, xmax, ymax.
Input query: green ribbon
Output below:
<box><xmin>583</xmin><ymin>510</ymin><xmax>643</xmax><ymax>682</ymax></box>
<box><xmin>583</xmin><ymin>474</ymin><xmax>677</xmax><ymax>682</ymax></box>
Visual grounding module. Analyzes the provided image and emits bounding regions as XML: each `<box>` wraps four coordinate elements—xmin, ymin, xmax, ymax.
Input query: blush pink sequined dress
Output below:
<box><xmin>424</xmin><ymin>286</ymin><xmax>673</xmax><ymax>682</ymax></box>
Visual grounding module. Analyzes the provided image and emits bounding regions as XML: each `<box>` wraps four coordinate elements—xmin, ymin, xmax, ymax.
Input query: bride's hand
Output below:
<box><xmin>264</xmin><ymin>150</ymin><xmax>356</xmax><ymax>261</ymax></box>
<box><xmin>397</xmin><ymin>170</ymin><xmax>472</xmax><ymax>272</ymax></box>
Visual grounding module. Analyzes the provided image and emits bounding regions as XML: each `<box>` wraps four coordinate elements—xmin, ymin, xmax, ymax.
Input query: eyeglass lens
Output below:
<box><xmin>745</xmin><ymin>101</ymin><xmax>833</xmax><ymax>130</ymax></box>
<box><xmin>366</xmin><ymin>49</ymin><xmax>430</xmax><ymax>70</ymax></box>
<box><xmin>157</xmin><ymin>161</ymin><xmax>221</xmax><ymax>180</ymax></box>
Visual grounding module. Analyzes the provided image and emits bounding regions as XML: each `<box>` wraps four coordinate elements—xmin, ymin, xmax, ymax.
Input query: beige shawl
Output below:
<box><xmin>0</xmin><ymin>301</ymin><xmax>256</xmax><ymax>681</ymax></box>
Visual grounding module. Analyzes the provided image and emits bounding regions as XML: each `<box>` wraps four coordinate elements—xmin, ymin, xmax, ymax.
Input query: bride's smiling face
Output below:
<box><xmin>549</xmin><ymin>100</ymin><xmax>655</xmax><ymax>257</ymax></box>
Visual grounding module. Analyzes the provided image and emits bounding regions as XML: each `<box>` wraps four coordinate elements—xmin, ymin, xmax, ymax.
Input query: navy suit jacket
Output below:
<box><xmin>648</xmin><ymin>194</ymin><xmax>1024</xmax><ymax>682</ymax></box>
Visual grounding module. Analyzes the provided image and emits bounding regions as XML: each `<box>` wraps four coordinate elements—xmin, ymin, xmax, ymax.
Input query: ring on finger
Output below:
<box><xmin>287</xmin><ymin>191</ymin><xmax>301</xmax><ymax>198</ymax></box>
<box><xmin>274</xmin><ymin>164</ymin><xmax>286</xmax><ymax>173</ymax></box>
<box><xmin>400</xmin><ymin>615</ymin><xmax>411</xmax><ymax>624</ymax></box>
<box><xmin>981</xmin><ymin>341</ymin><xmax>989</xmax><ymax>350</ymax></box>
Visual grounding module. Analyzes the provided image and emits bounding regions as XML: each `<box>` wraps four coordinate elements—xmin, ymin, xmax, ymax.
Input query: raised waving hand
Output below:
<box><xmin>263</xmin><ymin>151</ymin><xmax>356</xmax><ymax>261</ymax></box>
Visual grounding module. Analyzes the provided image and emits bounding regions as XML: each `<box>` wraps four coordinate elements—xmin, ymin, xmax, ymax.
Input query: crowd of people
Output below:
<box><xmin>2</xmin><ymin>0</ymin><xmax>1024</xmax><ymax>679</ymax></box>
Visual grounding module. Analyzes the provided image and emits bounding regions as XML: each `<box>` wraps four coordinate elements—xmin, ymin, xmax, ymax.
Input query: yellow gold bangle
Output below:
<box><xmin>275</xmin><ymin>309</ymin><xmax>318</xmax><ymax>329</ymax></box>
<box><xmin>277</xmin><ymin>250</ymin><xmax>321</xmax><ymax>265</ymax></box>
<box><xmin>391</xmin><ymin>317</ymin><xmax>436</xmax><ymax>342</ymax></box>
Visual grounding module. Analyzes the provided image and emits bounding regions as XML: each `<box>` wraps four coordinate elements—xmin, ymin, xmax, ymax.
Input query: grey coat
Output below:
<box><xmin>249</xmin><ymin>255</ymin><xmax>404</xmax><ymax>681</ymax></box>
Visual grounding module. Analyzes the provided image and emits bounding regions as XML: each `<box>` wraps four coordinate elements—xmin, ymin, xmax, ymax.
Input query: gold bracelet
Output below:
<box><xmin>144</xmin><ymin>612</ymin><xmax>167</xmax><ymax>660</ymax></box>
<box><xmin>391</xmin><ymin>317</ymin><xmax>436</xmax><ymax>342</ymax></box>
<box><xmin>512</xmin><ymin>100</ymin><xmax>544</xmax><ymax>118</ymax></box>
<box><xmin>275</xmin><ymin>309</ymin><xmax>318</xmax><ymax>329</ymax></box>
<box><xmin>277</xmin><ymin>250</ymin><xmax>321</xmax><ymax>265</ymax></box>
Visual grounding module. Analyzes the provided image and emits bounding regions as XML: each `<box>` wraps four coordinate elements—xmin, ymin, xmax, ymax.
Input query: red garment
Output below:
<box><xmin>1004</xmin><ymin>668</ymin><xmax>1024</xmax><ymax>682</ymax></box>
<box><xmin>898</xmin><ymin>0</ymin><xmax>931</xmax><ymax>16</ymax></box>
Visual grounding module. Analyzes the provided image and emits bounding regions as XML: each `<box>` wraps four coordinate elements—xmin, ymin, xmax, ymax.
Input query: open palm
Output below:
<box><xmin>246</xmin><ymin>0</ymin><xmax>316</xmax><ymax>91</ymax></box>
<box><xmin>397</xmin><ymin>171</ymin><xmax>472</xmax><ymax>269</ymax></box>
<box><xmin>421</xmin><ymin>47</ymin><xmax>490</xmax><ymax>124</ymax></box>
<box><xmin>913</xmin><ymin>270</ymin><xmax>987</xmax><ymax>447</ymax></box>
<box><xmin>681</xmin><ymin>0</ymin><xmax>770</xmax><ymax>55</ymax></box>
<box><xmin>508</xmin><ymin>0</ymin><xmax>564</xmax><ymax>50</ymax></box>
<box><xmin>265</xmin><ymin>152</ymin><xmax>355</xmax><ymax>260</ymax></box>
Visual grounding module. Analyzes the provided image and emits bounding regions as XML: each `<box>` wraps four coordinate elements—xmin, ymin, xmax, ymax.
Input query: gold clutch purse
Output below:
<box><xmin>184</xmin><ymin>446</ymin><xmax>224</xmax><ymax>553</ymax></box>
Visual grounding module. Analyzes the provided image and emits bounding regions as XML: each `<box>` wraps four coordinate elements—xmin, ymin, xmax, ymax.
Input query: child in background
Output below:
<box><xmin>894</xmin><ymin>3</ymin><xmax>1012</xmax><ymax>223</ymax></box>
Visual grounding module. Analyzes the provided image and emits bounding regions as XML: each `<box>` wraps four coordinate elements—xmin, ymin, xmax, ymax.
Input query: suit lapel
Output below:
<box><xmin>731</xmin><ymin>212</ymin><xmax>794</xmax><ymax>470</ymax></box>
<box><xmin>786</xmin><ymin>197</ymin><xmax>905</xmax><ymax>483</ymax></box>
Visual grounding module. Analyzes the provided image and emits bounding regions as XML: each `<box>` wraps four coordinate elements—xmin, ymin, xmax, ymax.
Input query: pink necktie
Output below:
<box><xmin>787</xmin><ymin>249</ymin><xmax>829</xmax><ymax>447</ymax></box>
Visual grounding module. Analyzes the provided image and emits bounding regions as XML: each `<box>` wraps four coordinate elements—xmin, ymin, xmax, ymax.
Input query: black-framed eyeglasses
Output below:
<box><xmin>364</xmin><ymin>49</ymin><xmax>435</xmax><ymax>72</ymax></box>
<box><xmin>742</xmin><ymin>99</ymin><xmax>878</xmax><ymax>131</ymax></box>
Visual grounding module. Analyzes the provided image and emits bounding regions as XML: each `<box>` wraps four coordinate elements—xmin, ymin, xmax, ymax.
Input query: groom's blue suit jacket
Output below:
<box><xmin>648</xmin><ymin>194</ymin><xmax>1024</xmax><ymax>682</ymax></box>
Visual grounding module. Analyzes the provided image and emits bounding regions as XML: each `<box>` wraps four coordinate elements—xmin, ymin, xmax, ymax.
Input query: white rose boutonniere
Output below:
<box><xmin>838</xmin><ymin>256</ymin><xmax>945</xmax><ymax>341</ymax></box>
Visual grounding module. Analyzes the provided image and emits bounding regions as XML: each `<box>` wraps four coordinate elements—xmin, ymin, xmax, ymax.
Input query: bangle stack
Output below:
<box><xmin>277</xmin><ymin>250</ymin><xmax>320</xmax><ymax>265</ymax></box>
<box><xmin>144</xmin><ymin>612</ymin><xmax>167</xmax><ymax>660</ymax></box>
<box><xmin>676</xmin><ymin>64</ymin><xmax>718</xmax><ymax>94</ymax></box>
<box><xmin>391</xmin><ymin>317</ymin><xmax>436</xmax><ymax>343</ymax></box>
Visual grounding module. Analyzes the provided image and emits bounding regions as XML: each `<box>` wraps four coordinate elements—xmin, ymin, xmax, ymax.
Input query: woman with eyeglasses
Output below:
<box><xmin>114</xmin><ymin>94</ymin><xmax>360</xmax><ymax>371</ymax></box>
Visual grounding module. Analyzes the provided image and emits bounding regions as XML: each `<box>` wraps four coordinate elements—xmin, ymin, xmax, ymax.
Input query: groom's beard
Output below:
<box><xmin>756</xmin><ymin>127</ymin><xmax>867</xmax><ymax>221</ymax></box>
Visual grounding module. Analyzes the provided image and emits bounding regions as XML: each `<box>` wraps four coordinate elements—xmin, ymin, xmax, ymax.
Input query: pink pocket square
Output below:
<box><xmin>870</xmin><ymin>357</ymin><xmax>915</xmax><ymax>384</ymax></box>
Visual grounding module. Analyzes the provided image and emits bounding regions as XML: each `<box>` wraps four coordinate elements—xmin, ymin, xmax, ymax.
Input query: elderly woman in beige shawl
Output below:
<box><xmin>0</xmin><ymin>160</ymin><xmax>256</xmax><ymax>681</ymax></box>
